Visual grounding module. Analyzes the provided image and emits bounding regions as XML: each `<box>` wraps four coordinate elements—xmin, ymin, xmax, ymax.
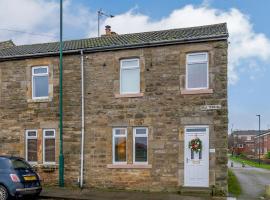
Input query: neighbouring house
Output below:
<box><xmin>0</xmin><ymin>23</ymin><xmax>228</xmax><ymax>195</ymax></box>
<box><xmin>254</xmin><ymin>130</ymin><xmax>270</xmax><ymax>157</ymax></box>
<box><xmin>229</xmin><ymin>130</ymin><xmax>268</xmax><ymax>157</ymax></box>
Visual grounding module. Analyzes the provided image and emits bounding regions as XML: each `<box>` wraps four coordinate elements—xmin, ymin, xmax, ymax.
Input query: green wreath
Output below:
<box><xmin>188</xmin><ymin>138</ymin><xmax>202</xmax><ymax>153</ymax></box>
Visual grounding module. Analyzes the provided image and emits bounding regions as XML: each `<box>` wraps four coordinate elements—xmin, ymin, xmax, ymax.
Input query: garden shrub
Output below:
<box><xmin>266</xmin><ymin>151</ymin><xmax>270</xmax><ymax>159</ymax></box>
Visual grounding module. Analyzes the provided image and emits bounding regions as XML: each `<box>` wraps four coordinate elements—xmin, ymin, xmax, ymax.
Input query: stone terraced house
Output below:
<box><xmin>0</xmin><ymin>23</ymin><xmax>228</xmax><ymax>196</ymax></box>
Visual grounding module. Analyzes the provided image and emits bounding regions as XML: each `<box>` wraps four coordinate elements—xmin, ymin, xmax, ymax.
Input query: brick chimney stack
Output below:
<box><xmin>105</xmin><ymin>25</ymin><xmax>111</xmax><ymax>35</ymax></box>
<box><xmin>102</xmin><ymin>25</ymin><xmax>117</xmax><ymax>37</ymax></box>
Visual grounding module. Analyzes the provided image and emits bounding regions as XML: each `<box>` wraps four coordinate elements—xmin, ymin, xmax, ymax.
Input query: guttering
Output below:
<box><xmin>80</xmin><ymin>50</ymin><xmax>85</xmax><ymax>188</ymax></box>
<box><xmin>0</xmin><ymin>35</ymin><xmax>228</xmax><ymax>62</ymax></box>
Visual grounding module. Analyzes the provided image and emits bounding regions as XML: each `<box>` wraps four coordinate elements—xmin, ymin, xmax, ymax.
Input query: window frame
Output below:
<box><xmin>186</xmin><ymin>52</ymin><xmax>209</xmax><ymax>90</ymax></box>
<box><xmin>112</xmin><ymin>128</ymin><xmax>127</xmax><ymax>164</ymax></box>
<box><xmin>32</xmin><ymin>66</ymin><xmax>49</xmax><ymax>100</ymax></box>
<box><xmin>25</xmin><ymin>130</ymin><xmax>38</xmax><ymax>164</ymax></box>
<box><xmin>43</xmin><ymin>129</ymin><xmax>56</xmax><ymax>165</ymax></box>
<box><xmin>133</xmin><ymin>127</ymin><xmax>148</xmax><ymax>164</ymax></box>
<box><xmin>120</xmin><ymin>58</ymin><xmax>140</xmax><ymax>94</ymax></box>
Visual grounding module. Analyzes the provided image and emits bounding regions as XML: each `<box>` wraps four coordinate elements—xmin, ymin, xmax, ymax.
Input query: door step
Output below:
<box><xmin>179</xmin><ymin>186</ymin><xmax>213</xmax><ymax>197</ymax></box>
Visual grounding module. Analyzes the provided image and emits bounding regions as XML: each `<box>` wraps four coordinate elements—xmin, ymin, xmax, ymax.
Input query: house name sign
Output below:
<box><xmin>200</xmin><ymin>105</ymin><xmax>222</xmax><ymax>111</ymax></box>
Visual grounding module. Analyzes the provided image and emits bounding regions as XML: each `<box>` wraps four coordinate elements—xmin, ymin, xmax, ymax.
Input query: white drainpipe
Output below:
<box><xmin>80</xmin><ymin>50</ymin><xmax>85</xmax><ymax>188</ymax></box>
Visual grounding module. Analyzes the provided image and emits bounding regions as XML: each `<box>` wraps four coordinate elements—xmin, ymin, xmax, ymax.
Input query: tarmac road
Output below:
<box><xmin>229</xmin><ymin>159</ymin><xmax>270</xmax><ymax>200</ymax></box>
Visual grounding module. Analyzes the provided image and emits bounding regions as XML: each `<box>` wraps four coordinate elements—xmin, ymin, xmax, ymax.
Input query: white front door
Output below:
<box><xmin>184</xmin><ymin>126</ymin><xmax>209</xmax><ymax>187</ymax></box>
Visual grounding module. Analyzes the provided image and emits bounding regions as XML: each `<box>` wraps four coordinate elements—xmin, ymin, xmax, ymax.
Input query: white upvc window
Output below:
<box><xmin>43</xmin><ymin>129</ymin><xmax>56</xmax><ymax>164</ymax></box>
<box><xmin>186</xmin><ymin>52</ymin><xmax>209</xmax><ymax>90</ymax></box>
<box><xmin>25</xmin><ymin>130</ymin><xmax>38</xmax><ymax>164</ymax></box>
<box><xmin>133</xmin><ymin>127</ymin><xmax>148</xmax><ymax>164</ymax></box>
<box><xmin>120</xmin><ymin>59</ymin><xmax>140</xmax><ymax>94</ymax></box>
<box><xmin>112</xmin><ymin>128</ymin><xmax>127</xmax><ymax>164</ymax></box>
<box><xmin>32</xmin><ymin>66</ymin><xmax>49</xmax><ymax>99</ymax></box>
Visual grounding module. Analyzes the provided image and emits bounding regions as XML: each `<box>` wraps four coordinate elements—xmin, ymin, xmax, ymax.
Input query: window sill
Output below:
<box><xmin>30</xmin><ymin>163</ymin><xmax>58</xmax><ymax>167</ymax></box>
<box><xmin>114</xmin><ymin>93</ymin><xmax>144</xmax><ymax>98</ymax></box>
<box><xmin>181</xmin><ymin>89</ymin><xmax>213</xmax><ymax>95</ymax></box>
<box><xmin>107</xmin><ymin>164</ymin><xmax>152</xmax><ymax>169</ymax></box>
<box><xmin>27</xmin><ymin>98</ymin><xmax>52</xmax><ymax>103</ymax></box>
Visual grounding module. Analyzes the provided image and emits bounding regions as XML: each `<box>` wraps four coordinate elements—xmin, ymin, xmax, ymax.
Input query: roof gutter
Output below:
<box><xmin>0</xmin><ymin>35</ymin><xmax>228</xmax><ymax>62</ymax></box>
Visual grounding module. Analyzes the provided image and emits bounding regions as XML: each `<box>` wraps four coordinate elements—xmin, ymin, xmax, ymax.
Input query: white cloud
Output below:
<box><xmin>102</xmin><ymin>5</ymin><xmax>270</xmax><ymax>84</ymax></box>
<box><xmin>0</xmin><ymin>0</ymin><xmax>95</xmax><ymax>44</ymax></box>
<box><xmin>0</xmin><ymin>0</ymin><xmax>59</xmax><ymax>44</ymax></box>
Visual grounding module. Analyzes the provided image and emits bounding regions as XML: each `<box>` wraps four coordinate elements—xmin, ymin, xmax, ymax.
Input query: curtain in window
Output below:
<box><xmin>27</xmin><ymin>139</ymin><xmax>37</xmax><ymax>162</ymax></box>
<box><xmin>121</xmin><ymin>68</ymin><xmax>140</xmax><ymax>94</ymax></box>
<box><xmin>45</xmin><ymin>138</ymin><xmax>55</xmax><ymax>162</ymax></box>
<box><xmin>187</xmin><ymin>63</ymin><xmax>207</xmax><ymax>89</ymax></box>
<box><xmin>114</xmin><ymin>137</ymin><xmax>126</xmax><ymax>162</ymax></box>
<box><xmin>33</xmin><ymin>76</ymin><xmax>49</xmax><ymax>97</ymax></box>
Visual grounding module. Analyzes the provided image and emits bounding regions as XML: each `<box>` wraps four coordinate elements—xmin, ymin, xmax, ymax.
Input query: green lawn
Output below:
<box><xmin>228</xmin><ymin>169</ymin><xmax>242</xmax><ymax>197</ymax></box>
<box><xmin>230</xmin><ymin>155</ymin><xmax>270</xmax><ymax>170</ymax></box>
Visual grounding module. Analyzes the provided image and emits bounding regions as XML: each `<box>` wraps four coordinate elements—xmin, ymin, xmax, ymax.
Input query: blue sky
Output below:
<box><xmin>0</xmin><ymin>0</ymin><xmax>269</xmax><ymax>131</ymax></box>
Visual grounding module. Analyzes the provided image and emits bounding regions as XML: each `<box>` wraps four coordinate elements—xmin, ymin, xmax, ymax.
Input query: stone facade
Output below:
<box><xmin>0</xmin><ymin>40</ymin><xmax>228</xmax><ymax>194</ymax></box>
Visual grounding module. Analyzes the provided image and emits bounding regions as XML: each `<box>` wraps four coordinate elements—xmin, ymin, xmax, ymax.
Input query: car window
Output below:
<box><xmin>0</xmin><ymin>158</ymin><xmax>11</xmax><ymax>169</ymax></box>
<box><xmin>11</xmin><ymin>159</ymin><xmax>31</xmax><ymax>170</ymax></box>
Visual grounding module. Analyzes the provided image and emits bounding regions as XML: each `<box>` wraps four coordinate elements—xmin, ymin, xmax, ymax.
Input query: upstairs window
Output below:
<box><xmin>25</xmin><ymin>130</ymin><xmax>38</xmax><ymax>163</ymax></box>
<box><xmin>120</xmin><ymin>59</ymin><xmax>140</xmax><ymax>94</ymax></box>
<box><xmin>32</xmin><ymin>66</ymin><xmax>49</xmax><ymax>99</ymax></box>
<box><xmin>43</xmin><ymin>129</ymin><xmax>56</xmax><ymax>164</ymax></box>
<box><xmin>133</xmin><ymin>127</ymin><xmax>148</xmax><ymax>164</ymax></box>
<box><xmin>186</xmin><ymin>53</ymin><xmax>208</xmax><ymax>90</ymax></box>
<box><xmin>113</xmin><ymin>128</ymin><xmax>127</xmax><ymax>164</ymax></box>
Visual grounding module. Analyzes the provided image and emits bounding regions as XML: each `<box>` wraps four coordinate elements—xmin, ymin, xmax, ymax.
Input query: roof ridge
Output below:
<box><xmin>106</xmin><ymin>22</ymin><xmax>228</xmax><ymax>37</ymax></box>
<box><xmin>7</xmin><ymin>23</ymin><xmax>228</xmax><ymax>48</ymax></box>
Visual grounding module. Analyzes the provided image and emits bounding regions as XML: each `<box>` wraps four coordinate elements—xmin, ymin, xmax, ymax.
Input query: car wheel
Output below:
<box><xmin>0</xmin><ymin>185</ymin><xmax>8</xmax><ymax>200</ymax></box>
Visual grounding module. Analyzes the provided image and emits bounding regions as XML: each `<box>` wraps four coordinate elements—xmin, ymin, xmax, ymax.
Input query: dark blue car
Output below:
<box><xmin>0</xmin><ymin>156</ymin><xmax>42</xmax><ymax>200</ymax></box>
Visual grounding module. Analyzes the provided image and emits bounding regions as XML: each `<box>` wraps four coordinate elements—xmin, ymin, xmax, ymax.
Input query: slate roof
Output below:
<box><xmin>0</xmin><ymin>23</ymin><xmax>228</xmax><ymax>61</ymax></box>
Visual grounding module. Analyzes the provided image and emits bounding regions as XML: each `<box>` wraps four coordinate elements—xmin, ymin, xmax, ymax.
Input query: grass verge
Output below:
<box><xmin>228</xmin><ymin>169</ymin><xmax>242</xmax><ymax>197</ymax></box>
<box><xmin>230</xmin><ymin>155</ymin><xmax>270</xmax><ymax>170</ymax></box>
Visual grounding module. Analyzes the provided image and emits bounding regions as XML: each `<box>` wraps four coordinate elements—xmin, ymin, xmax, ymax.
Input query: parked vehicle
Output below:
<box><xmin>0</xmin><ymin>156</ymin><xmax>42</xmax><ymax>200</ymax></box>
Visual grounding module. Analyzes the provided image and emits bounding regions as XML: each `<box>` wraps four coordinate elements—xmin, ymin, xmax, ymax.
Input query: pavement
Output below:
<box><xmin>229</xmin><ymin>159</ymin><xmax>270</xmax><ymax>200</ymax></box>
<box><xmin>38</xmin><ymin>187</ymin><xmax>230</xmax><ymax>200</ymax></box>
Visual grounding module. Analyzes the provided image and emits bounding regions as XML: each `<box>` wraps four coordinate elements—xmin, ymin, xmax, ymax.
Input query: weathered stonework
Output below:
<box><xmin>0</xmin><ymin>40</ymin><xmax>228</xmax><ymax>194</ymax></box>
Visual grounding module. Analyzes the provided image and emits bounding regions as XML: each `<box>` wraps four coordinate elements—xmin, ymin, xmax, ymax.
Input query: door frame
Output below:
<box><xmin>184</xmin><ymin>125</ymin><xmax>209</xmax><ymax>187</ymax></box>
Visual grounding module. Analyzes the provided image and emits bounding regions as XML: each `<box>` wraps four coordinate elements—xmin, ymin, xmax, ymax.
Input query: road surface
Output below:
<box><xmin>229</xmin><ymin>159</ymin><xmax>270</xmax><ymax>200</ymax></box>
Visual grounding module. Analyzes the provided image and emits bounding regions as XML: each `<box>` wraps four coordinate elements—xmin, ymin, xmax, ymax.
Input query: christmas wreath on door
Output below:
<box><xmin>188</xmin><ymin>138</ymin><xmax>202</xmax><ymax>153</ymax></box>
